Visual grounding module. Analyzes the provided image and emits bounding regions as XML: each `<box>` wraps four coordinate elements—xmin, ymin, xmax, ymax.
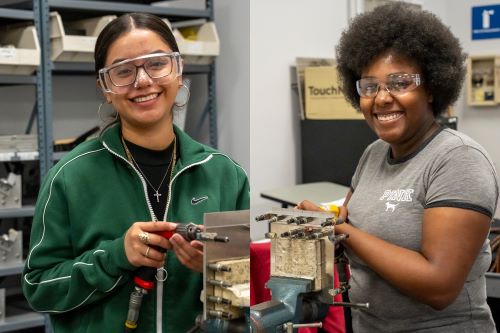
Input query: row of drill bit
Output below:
<box><xmin>255</xmin><ymin>213</ymin><xmax>344</xmax><ymax>226</ymax></box>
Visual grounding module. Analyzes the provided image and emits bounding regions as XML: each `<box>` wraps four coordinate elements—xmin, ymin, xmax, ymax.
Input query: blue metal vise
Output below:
<box><xmin>250</xmin><ymin>276</ymin><xmax>328</xmax><ymax>333</ymax></box>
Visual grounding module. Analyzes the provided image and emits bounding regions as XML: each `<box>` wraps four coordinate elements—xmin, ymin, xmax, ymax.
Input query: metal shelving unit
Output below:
<box><xmin>0</xmin><ymin>2</ymin><xmax>218</xmax><ymax>331</ymax></box>
<box><xmin>0</xmin><ymin>312</ymin><xmax>46</xmax><ymax>333</ymax></box>
<box><xmin>48</xmin><ymin>0</ymin><xmax>210</xmax><ymax>17</ymax></box>
<box><xmin>34</xmin><ymin>0</ymin><xmax>218</xmax><ymax>177</ymax></box>
<box><xmin>0</xmin><ymin>75</ymin><xmax>36</xmax><ymax>85</ymax></box>
<box><xmin>0</xmin><ymin>262</ymin><xmax>24</xmax><ymax>277</ymax></box>
<box><xmin>0</xmin><ymin>206</ymin><xmax>35</xmax><ymax>218</ymax></box>
<box><xmin>0</xmin><ymin>7</ymin><xmax>33</xmax><ymax>20</ymax></box>
<box><xmin>0</xmin><ymin>4</ymin><xmax>46</xmax><ymax>333</ymax></box>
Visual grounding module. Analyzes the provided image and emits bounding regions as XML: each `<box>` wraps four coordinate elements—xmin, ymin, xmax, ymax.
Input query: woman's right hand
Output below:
<box><xmin>123</xmin><ymin>221</ymin><xmax>174</xmax><ymax>268</ymax></box>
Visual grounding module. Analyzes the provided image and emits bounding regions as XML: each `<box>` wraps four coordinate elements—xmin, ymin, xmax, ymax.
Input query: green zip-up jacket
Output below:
<box><xmin>22</xmin><ymin>124</ymin><xmax>250</xmax><ymax>333</ymax></box>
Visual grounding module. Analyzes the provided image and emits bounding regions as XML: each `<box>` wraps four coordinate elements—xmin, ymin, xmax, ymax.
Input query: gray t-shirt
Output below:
<box><xmin>347</xmin><ymin>128</ymin><xmax>498</xmax><ymax>332</ymax></box>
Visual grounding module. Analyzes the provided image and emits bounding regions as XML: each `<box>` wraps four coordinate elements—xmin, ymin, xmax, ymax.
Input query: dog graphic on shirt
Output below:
<box><xmin>385</xmin><ymin>202</ymin><xmax>399</xmax><ymax>212</ymax></box>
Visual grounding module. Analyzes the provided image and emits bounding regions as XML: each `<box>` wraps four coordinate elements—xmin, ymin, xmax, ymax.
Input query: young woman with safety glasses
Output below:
<box><xmin>298</xmin><ymin>3</ymin><xmax>498</xmax><ymax>332</ymax></box>
<box><xmin>23</xmin><ymin>13</ymin><xmax>249</xmax><ymax>333</ymax></box>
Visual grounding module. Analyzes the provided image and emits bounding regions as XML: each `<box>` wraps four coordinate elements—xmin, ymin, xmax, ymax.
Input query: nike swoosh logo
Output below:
<box><xmin>191</xmin><ymin>196</ymin><xmax>208</xmax><ymax>205</ymax></box>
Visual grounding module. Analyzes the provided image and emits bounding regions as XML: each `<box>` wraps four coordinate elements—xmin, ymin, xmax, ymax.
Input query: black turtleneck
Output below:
<box><xmin>123</xmin><ymin>139</ymin><xmax>176</xmax><ymax>221</ymax></box>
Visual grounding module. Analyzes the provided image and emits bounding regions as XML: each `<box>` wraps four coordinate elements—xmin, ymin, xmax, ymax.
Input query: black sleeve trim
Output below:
<box><xmin>425</xmin><ymin>200</ymin><xmax>493</xmax><ymax>218</ymax></box>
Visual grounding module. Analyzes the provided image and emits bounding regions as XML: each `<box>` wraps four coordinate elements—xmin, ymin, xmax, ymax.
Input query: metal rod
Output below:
<box><xmin>332</xmin><ymin>301</ymin><xmax>370</xmax><ymax>309</ymax></box>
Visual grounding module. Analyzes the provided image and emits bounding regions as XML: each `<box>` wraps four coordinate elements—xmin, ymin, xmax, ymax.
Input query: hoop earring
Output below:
<box><xmin>97</xmin><ymin>102</ymin><xmax>118</xmax><ymax>123</ymax></box>
<box><xmin>174</xmin><ymin>83</ymin><xmax>190</xmax><ymax>107</ymax></box>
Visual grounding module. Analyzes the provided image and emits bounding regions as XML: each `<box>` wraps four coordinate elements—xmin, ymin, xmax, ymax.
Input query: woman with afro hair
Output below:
<box><xmin>298</xmin><ymin>3</ymin><xmax>498</xmax><ymax>332</ymax></box>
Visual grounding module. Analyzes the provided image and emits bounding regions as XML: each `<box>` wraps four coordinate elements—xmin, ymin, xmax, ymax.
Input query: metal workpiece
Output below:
<box><xmin>270</xmin><ymin>207</ymin><xmax>336</xmax><ymax>220</ymax></box>
<box><xmin>208</xmin><ymin>310</ymin><xmax>233</xmax><ymax>320</ymax></box>
<box><xmin>197</xmin><ymin>232</ymin><xmax>229</xmax><ymax>243</ymax></box>
<box><xmin>202</xmin><ymin>210</ymin><xmax>250</xmax><ymax>332</ymax></box>
<box><xmin>321</xmin><ymin>216</ymin><xmax>344</xmax><ymax>227</ymax></box>
<box><xmin>0</xmin><ymin>229</ymin><xmax>22</xmax><ymax>265</ymax></box>
<box><xmin>124</xmin><ymin>287</ymin><xmax>148</xmax><ymax>332</ymax></box>
<box><xmin>328</xmin><ymin>283</ymin><xmax>351</xmax><ymax>297</ymax></box>
<box><xmin>207</xmin><ymin>263</ymin><xmax>232</xmax><ymax>272</ymax></box>
<box><xmin>279</xmin><ymin>226</ymin><xmax>314</xmax><ymax>238</ymax></box>
<box><xmin>256</xmin><ymin>213</ymin><xmax>294</xmax><ymax>223</ymax></box>
<box><xmin>307</xmin><ymin>228</ymin><xmax>334</xmax><ymax>240</ymax></box>
<box><xmin>255</xmin><ymin>213</ymin><xmax>276</xmax><ymax>221</ymax></box>
<box><xmin>268</xmin><ymin>215</ymin><xmax>287</xmax><ymax>223</ymax></box>
<box><xmin>207</xmin><ymin>279</ymin><xmax>232</xmax><ymax>288</ymax></box>
<box><xmin>0</xmin><ymin>173</ymin><xmax>21</xmax><ymax>209</ymax></box>
<box><xmin>295</xmin><ymin>217</ymin><xmax>314</xmax><ymax>225</ymax></box>
<box><xmin>328</xmin><ymin>233</ymin><xmax>349</xmax><ymax>245</ymax></box>
<box><xmin>207</xmin><ymin>295</ymin><xmax>232</xmax><ymax>305</ymax></box>
<box><xmin>283</xmin><ymin>321</ymin><xmax>322</xmax><ymax>333</ymax></box>
<box><xmin>332</xmin><ymin>301</ymin><xmax>370</xmax><ymax>309</ymax></box>
<box><xmin>290</xmin><ymin>231</ymin><xmax>307</xmax><ymax>239</ymax></box>
<box><xmin>172</xmin><ymin>223</ymin><xmax>230</xmax><ymax>243</ymax></box>
<box><xmin>252</xmin><ymin>208</ymin><xmax>355</xmax><ymax>332</ymax></box>
<box><xmin>264</xmin><ymin>232</ymin><xmax>277</xmax><ymax>239</ymax></box>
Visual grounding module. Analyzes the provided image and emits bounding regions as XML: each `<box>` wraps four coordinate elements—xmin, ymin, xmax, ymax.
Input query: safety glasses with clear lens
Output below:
<box><xmin>98</xmin><ymin>52</ymin><xmax>182</xmax><ymax>94</ymax></box>
<box><xmin>356</xmin><ymin>73</ymin><xmax>422</xmax><ymax>98</ymax></box>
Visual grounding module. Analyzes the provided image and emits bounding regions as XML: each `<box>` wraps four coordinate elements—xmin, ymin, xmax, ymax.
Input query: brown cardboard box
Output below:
<box><xmin>304</xmin><ymin>66</ymin><xmax>364</xmax><ymax>120</ymax></box>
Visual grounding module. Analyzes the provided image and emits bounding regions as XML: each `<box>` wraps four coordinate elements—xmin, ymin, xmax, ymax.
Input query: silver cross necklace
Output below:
<box><xmin>122</xmin><ymin>136</ymin><xmax>176</xmax><ymax>203</ymax></box>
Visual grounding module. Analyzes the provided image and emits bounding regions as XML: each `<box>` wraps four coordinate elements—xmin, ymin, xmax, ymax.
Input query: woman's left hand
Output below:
<box><xmin>167</xmin><ymin>234</ymin><xmax>204</xmax><ymax>272</ymax></box>
<box><xmin>296</xmin><ymin>199</ymin><xmax>323</xmax><ymax>211</ymax></box>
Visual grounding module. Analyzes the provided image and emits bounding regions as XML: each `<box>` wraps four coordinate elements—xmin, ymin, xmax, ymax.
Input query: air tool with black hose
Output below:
<box><xmin>124</xmin><ymin>222</ymin><xmax>229</xmax><ymax>332</ymax></box>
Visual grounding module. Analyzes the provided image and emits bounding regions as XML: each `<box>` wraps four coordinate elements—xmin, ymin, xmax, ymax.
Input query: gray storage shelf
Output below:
<box><xmin>0</xmin><ymin>261</ymin><xmax>24</xmax><ymax>277</ymax></box>
<box><xmin>0</xmin><ymin>312</ymin><xmax>45</xmax><ymax>333</ymax></box>
<box><xmin>0</xmin><ymin>151</ymin><xmax>39</xmax><ymax>161</ymax></box>
<box><xmin>0</xmin><ymin>7</ymin><xmax>33</xmax><ymax>20</ymax></box>
<box><xmin>48</xmin><ymin>0</ymin><xmax>210</xmax><ymax>18</ymax></box>
<box><xmin>486</xmin><ymin>272</ymin><xmax>500</xmax><ymax>298</ymax></box>
<box><xmin>0</xmin><ymin>205</ymin><xmax>35</xmax><ymax>218</ymax></box>
<box><xmin>0</xmin><ymin>75</ymin><xmax>36</xmax><ymax>85</ymax></box>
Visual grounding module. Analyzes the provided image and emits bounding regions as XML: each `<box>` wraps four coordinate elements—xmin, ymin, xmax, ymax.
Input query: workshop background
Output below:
<box><xmin>0</xmin><ymin>0</ymin><xmax>248</xmax><ymax>331</ymax></box>
<box><xmin>249</xmin><ymin>0</ymin><xmax>500</xmax><ymax>329</ymax></box>
<box><xmin>250</xmin><ymin>0</ymin><xmax>500</xmax><ymax>240</ymax></box>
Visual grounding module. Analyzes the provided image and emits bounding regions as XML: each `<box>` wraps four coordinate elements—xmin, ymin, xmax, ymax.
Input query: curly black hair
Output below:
<box><xmin>336</xmin><ymin>2</ymin><xmax>466</xmax><ymax>116</ymax></box>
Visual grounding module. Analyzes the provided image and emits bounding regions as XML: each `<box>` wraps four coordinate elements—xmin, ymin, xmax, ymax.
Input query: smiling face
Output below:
<box><xmin>103</xmin><ymin>28</ymin><xmax>180</xmax><ymax>133</ymax></box>
<box><xmin>360</xmin><ymin>51</ymin><xmax>437</xmax><ymax>158</ymax></box>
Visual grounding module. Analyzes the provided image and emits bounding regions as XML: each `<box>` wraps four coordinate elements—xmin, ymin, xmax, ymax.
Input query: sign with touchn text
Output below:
<box><xmin>304</xmin><ymin>66</ymin><xmax>363</xmax><ymax>120</ymax></box>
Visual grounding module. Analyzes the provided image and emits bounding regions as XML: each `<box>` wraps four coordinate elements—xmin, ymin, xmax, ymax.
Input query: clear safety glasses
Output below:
<box><xmin>356</xmin><ymin>73</ymin><xmax>422</xmax><ymax>98</ymax></box>
<box><xmin>98</xmin><ymin>52</ymin><xmax>182</xmax><ymax>94</ymax></box>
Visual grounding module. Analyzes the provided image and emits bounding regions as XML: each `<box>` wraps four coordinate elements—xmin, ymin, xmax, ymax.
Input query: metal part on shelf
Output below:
<box><xmin>0</xmin><ymin>173</ymin><xmax>22</xmax><ymax>209</ymax></box>
<box><xmin>0</xmin><ymin>229</ymin><xmax>22</xmax><ymax>265</ymax></box>
<box><xmin>0</xmin><ymin>2</ymin><xmax>216</xmax><ymax>333</ymax></box>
